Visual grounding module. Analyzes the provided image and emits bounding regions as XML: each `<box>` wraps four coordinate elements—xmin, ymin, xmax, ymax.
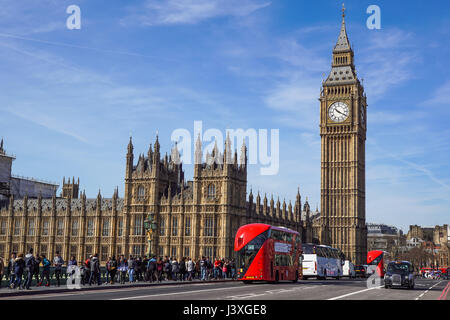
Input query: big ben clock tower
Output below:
<box><xmin>319</xmin><ymin>6</ymin><xmax>367</xmax><ymax>264</ymax></box>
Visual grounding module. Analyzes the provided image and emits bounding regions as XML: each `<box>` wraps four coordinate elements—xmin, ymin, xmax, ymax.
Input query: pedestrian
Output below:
<box><xmin>38</xmin><ymin>255</ymin><xmax>51</xmax><ymax>287</ymax></box>
<box><xmin>179</xmin><ymin>257</ymin><xmax>186</xmax><ymax>281</ymax></box>
<box><xmin>135</xmin><ymin>257</ymin><xmax>142</xmax><ymax>282</ymax></box>
<box><xmin>83</xmin><ymin>256</ymin><xmax>92</xmax><ymax>285</ymax></box>
<box><xmin>230</xmin><ymin>259</ymin><xmax>236</xmax><ymax>280</ymax></box>
<box><xmin>33</xmin><ymin>253</ymin><xmax>41</xmax><ymax>284</ymax></box>
<box><xmin>13</xmin><ymin>253</ymin><xmax>25</xmax><ymax>289</ymax></box>
<box><xmin>128</xmin><ymin>255</ymin><xmax>135</xmax><ymax>283</ymax></box>
<box><xmin>8</xmin><ymin>252</ymin><xmax>16</xmax><ymax>289</ymax></box>
<box><xmin>0</xmin><ymin>256</ymin><xmax>4</xmax><ymax>288</ymax></box>
<box><xmin>195</xmin><ymin>258</ymin><xmax>201</xmax><ymax>280</ymax></box>
<box><xmin>200</xmin><ymin>256</ymin><xmax>207</xmax><ymax>281</ymax></box>
<box><xmin>214</xmin><ymin>258</ymin><xmax>221</xmax><ymax>280</ymax></box>
<box><xmin>156</xmin><ymin>257</ymin><xmax>163</xmax><ymax>282</ymax></box>
<box><xmin>24</xmin><ymin>248</ymin><xmax>36</xmax><ymax>290</ymax></box>
<box><xmin>89</xmin><ymin>253</ymin><xmax>101</xmax><ymax>285</ymax></box>
<box><xmin>67</xmin><ymin>255</ymin><xmax>78</xmax><ymax>285</ymax></box>
<box><xmin>53</xmin><ymin>251</ymin><xmax>64</xmax><ymax>287</ymax></box>
<box><xmin>170</xmin><ymin>257</ymin><xmax>178</xmax><ymax>281</ymax></box>
<box><xmin>142</xmin><ymin>256</ymin><xmax>149</xmax><ymax>281</ymax></box>
<box><xmin>109</xmin><ymin>256</ymin><xmax>118</xmax><ymax>284</ymax></box>
<box><xmin>163</xmin><ymin>257</ymin><xmax>171</xmax><ymax>281</ymax></box>
<box><xmin>147</xmin><ymin>256</ymin><xmax>156</xmax><ymax>282</ymax></box>
<box><xmin>222</xmin><ymin>260</ymin><xmax>228</xmax><ymax>279</ymax></box>
<box><xmin>207</xmin><ymin>257</ymin><xmax>213</xmax><ymax>280</ymax></box>
<box><xmin>118</xmin><ymin>255</ymin><xmax>128</xmax><ymax>284</ymax></box>
<box><xmin>105</xmin><ymin>257</ymin><xmax>112</xmax><ymax>284</ymax></box>
<box><xmin>187</xmin><ymin>257</ymin><xmax>194</xmax><ymax>281</ymax></box>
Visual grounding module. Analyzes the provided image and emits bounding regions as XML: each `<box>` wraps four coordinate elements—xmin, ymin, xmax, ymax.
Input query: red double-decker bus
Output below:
<box><xmin>367</xmin><ymin>250</ymin><xmax>385</xmax><ymax>277</ymax></box>
<box><xmin>234</xmin><ymin>223</ymin><xmax>302</xmax><ymax>283</ymax></box>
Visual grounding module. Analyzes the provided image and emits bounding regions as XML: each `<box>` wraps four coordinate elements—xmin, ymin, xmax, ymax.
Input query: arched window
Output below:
<box><xmin>137</xmin><ymin>186</ymin><xmax>145</xmax><ymax>199</ymax></box>
<box><xmin>208</xmin><ymin>184</ymin><xmax>216</xmax><ymax>198</ymax></box>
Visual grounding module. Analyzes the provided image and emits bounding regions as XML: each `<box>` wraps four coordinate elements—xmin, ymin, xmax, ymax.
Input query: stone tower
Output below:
<box><xmin>319</xmin><ymin>6</ymin><xmax>367</xmax><ymax>264</ymax></box>
<box><xmin>62</xmin><ymin>177</ymin><xmax>79</xmax><ymax>199</ymax></box>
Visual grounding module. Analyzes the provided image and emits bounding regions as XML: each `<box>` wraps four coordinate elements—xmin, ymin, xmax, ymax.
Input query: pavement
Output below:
<box><xmin>0</xmin><ymin>277</ymin><xmax>448</xmax><ymax>300</ymax></box>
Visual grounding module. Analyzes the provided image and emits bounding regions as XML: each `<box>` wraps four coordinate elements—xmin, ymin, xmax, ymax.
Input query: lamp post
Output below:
<box><xmin>144</xmin><ymin>212</ymin><xmax>157</xmax><ymax>257</ymax></box>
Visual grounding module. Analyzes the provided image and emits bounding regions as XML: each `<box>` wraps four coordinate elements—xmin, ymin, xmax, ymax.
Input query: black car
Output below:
<box><xmin>354</xmin><ymin>265</ymin><xmax>367</xmax><ymax>278</ymax></box>
<box><xmin>384</xmin><ymin>261</ymin><xmax>415</xmax><ymax>289</ymax></box>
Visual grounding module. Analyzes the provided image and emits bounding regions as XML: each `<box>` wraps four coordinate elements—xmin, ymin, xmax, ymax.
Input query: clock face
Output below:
<box><xmin>328</xmin><ymin>102</ymin><xmax>349</xmax><ymax>123</ymax></box>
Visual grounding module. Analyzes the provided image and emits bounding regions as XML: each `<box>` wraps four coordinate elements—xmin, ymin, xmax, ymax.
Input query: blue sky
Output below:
<box><xmin>0</xmin><ymin>0</ymin><xmax>449</xmax><ymax>232</ymax></box>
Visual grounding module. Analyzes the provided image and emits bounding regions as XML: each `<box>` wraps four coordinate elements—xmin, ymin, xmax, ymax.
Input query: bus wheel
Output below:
<box><xmin>243</xmin><ymin>280</ymin><xmax>253</xmax><ymax>284</ymax></box>
<box><xmin>292</xmin><ymin>271</ymin><xmax>299</xmax><ymax>283</ymax></box>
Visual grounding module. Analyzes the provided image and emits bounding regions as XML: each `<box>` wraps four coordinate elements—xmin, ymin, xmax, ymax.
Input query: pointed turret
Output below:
<box><xmin>324</xmin><ymin>4</ymin><xmax>357</xmax><ymax>86</ymax></box>
<box><xmin>195</xmin><ymin>134</ymin><xmax>202</xmax><ymax>165</ymax></box>
<box><xmin>334</xmin><ymin>4</ymin><xmax>351</xmax><ymax>53</ymax></box>
<box><xmin>240</xmin><ymin>139</ymin><xmax>247</xmax><ymax>169</ymax></box>
<box><xmin>127</xmin><ymin>136</ymin><xmax>134</xmax><ymax>154</ymax></box>
<box><xmin>224</xmin><ymin>132</ymin><xmax>232</xmax><ymax>164</ymax></box>
<box><xmin>154</xmin><ymin>134</ymin><xmax>160</xmax><ymax>154</ymax></box>
<box><xmin>126</xmin><ymin>136</ymin><xmax>134</xmax><ymax>179</ymax></box>
<box><xmin>171</xmin><ymin>142</ymin><xmax>181</xmax><ymax>165</ymax></box>
<box><xmin>256</xmin><ymin>191</ymin><xmax>261</xmax><ymax>214</ymax></box>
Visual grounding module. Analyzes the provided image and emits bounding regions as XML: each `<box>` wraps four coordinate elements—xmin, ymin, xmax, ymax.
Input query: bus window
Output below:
<box><xmin>302</xmin><ymin>244</ymin><xmax>315</xmax><ymax>254</ymax></box>
<box><xmin>275</xmin><ymin>254</ymin><xmax>293</xmax><ymax>267</ymax></box>
<box><xmin>285</xmin><ymin>233</ymin><xmax>292</xmax><ymax>242</ymax></box>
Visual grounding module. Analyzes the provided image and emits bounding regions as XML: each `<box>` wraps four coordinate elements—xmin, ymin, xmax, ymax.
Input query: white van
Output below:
<box><xmin>342</xmin><ymin>260</ymin><xmax>356</xmax><ymax>278</ymax></box>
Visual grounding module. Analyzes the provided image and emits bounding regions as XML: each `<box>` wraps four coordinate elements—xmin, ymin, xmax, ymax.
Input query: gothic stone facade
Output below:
<box><xmin>0</xmin><ymin>136</ymin><xmax>304</xmax><ymax>263</ymax></box>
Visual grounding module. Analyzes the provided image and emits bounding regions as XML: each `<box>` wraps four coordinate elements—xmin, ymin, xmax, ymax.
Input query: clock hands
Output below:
<box><xmin>335</xmin><ymin>108</ymin><xmax>346</xmax><ymax>117</ymax></box>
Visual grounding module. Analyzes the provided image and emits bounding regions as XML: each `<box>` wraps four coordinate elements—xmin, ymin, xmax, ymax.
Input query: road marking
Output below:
<box><xmin>113</xmin><ymin>284</ymin><xmax>273</xmax><ymax>300</ymax></box>
<box><xmin>227</xmin><ymin>293</ymin><xmax>267</xmax><ymax>300</ymax></box>
<box><xmin>415</xmin><ymin>280</ymin><xmax>443</xmax><ymax>301</ymax></box>
<box><xmin>438</xmin><ymin>281</ymin><xmax>450</xmax><ymax>300</ymax></box>
<box><xmin>226</xmin><ymin>286</ymin><xmax>317</xmax><ymax>300</ymax></box>
<box><xmin>327</xmin><ymin>286</ymin><xmax>383</xmax><ymax>300</ymax></box>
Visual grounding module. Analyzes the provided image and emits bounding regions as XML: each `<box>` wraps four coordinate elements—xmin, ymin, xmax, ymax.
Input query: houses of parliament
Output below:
<box><xmin>0</xmin><ymin>8</ymin><xmax>367</xmax><ymax>264</ymax></box>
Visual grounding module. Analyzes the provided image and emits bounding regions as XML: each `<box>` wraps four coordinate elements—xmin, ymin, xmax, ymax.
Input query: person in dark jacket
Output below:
<box><xmin>108</xmin><ymin>256</ymin><xmax>118</xmax><ymax>284</ymax></box>
<box><xmin>147</xmin><ymin>256</ymin><xmax>157</xmax><ymax>282</ymax></box>
<box><xmin>33</xmin><ymin>254</ymin><xmax>41</xmax><ymax>284</ymax></box>
<box><xmin>8</xmin><ymin>253</ymin><xmax>16</xmax><ymax>288</ymax></box>
<box><xmin>53</xmin><ymin>251</ymin><xmax>64</xmax><ymax>287</ymax></box>
<box><xmin>89</xmin><ymin>253</ymin><xmax>101</xmax><ymax>285</ymax></box>
<box><xmin>13</xmin><ymin>253</ymin><xmax>25</xmax><ymax>289</ymax></box>
<box><xmin>0</xmin><ymin>256</ymin><xmax>4</xmax><ymax>288</ymax></box>
<box><xmin>24</xmin><ymin>248</ymin><xmax>36</xmax><ymax>290</ymax></box>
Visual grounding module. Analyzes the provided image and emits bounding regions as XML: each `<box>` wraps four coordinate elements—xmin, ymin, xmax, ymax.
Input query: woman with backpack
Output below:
<box><xmin>38</xmin><ymin>255</ymin><xmax>51</xmax><ymax>287</ymax></box>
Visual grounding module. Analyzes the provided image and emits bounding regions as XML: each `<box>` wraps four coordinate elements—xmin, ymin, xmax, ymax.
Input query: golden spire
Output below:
<box><xmin>342</xmin><ymin>3</ymin><xmax>346</xmax><ymax>21</ymax></box>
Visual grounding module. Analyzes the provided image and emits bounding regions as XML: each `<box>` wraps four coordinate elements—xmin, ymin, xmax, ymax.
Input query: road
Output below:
<box><xmin>0</xmin><ymin>278</ymin><xmax>447</xmax><ymax>300</ymax></box>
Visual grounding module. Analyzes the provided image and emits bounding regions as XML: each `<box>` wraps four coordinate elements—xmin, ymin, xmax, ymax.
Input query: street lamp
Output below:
<box><xmin>144</xmin><ymin>212</ymin><xmax>157</xmax><ymax>257</ymax></box>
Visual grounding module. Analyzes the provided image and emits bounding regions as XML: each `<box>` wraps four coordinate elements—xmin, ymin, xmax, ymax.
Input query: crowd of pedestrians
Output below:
<box><xmin>0</xmin><ymin>249</ymin><xmax>237</xmax><ymax>290</ymax></box>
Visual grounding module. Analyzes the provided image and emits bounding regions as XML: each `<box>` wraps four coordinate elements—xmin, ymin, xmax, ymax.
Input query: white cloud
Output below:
<box><xmin>423</xmin><ymin>80</ymin><xmax>450</xmax><ymax>107</ymax></box>
<box><xmin>122</xmin><ymin>0</ymin><xmax>271</xmax><ymax>26</ymax></box>
<box><xmin>359</xmin><ymin>29</ymin><xmax>419</xmax><ymax>99</ymax></box>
